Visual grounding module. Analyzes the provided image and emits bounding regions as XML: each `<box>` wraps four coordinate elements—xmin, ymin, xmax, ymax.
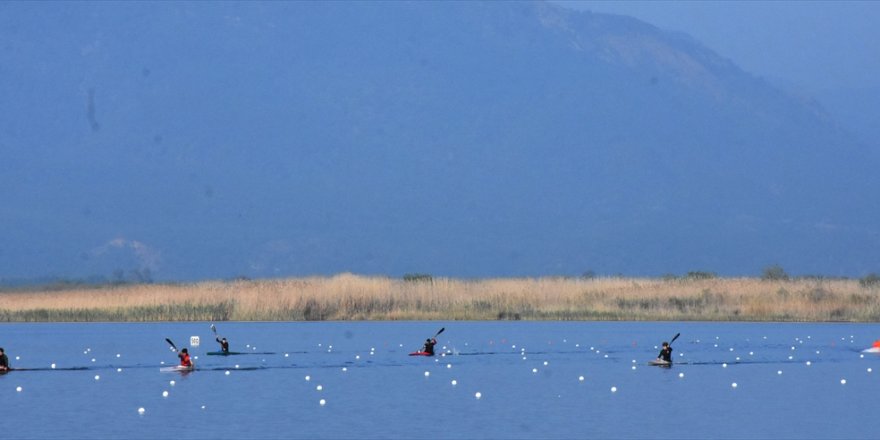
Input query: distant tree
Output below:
<box><xmin>859</xmin><ymin>273</ymin><xmax>880</xmax><ymax>288</ymax></box>
<box><xmin>685</xmin><ymin>271</ymin><xmax>717</xmax><ymax>280</ymax></box>
<box><xmin>403</xmin><ymin>273</ymin><xmax>433</xmax><ymax>282</ymax></box>
<box><xmin>761</xmin><ymin>264</ymin><xmax>789</xmax><ymax>281</ymax></box>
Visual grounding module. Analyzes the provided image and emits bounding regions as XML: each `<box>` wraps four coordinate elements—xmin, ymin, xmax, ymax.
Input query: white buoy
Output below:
<box><xmin>446</xmin><ymin>364</ymin><xmax>452</xmax><ymax>369</ymax></box>
<box><xmin>51</xmin><ymin>363</ymin><xmax>56</xmax><ymax>369</ymax></box>
<box><xmin>201</xmin><ymin>405</ymin><xmax>206</xmax><ymax>410</ymax></box>
<box><xmin>579</xmin><ymin>376</ymin><xmax>585</xmax><ymax>382</ymax></box>
<box><xmin>305</xmin><ymin>375</ymin><xmax>311</xmax><ymax>381</ymax></box>
<box><xmin>94</xmin><ymin>375</ymin><xmax>100</xmax><ymax>381</ymax></box>
<box><xmin>840</xmin><ymin>379</ymin><xmax>847</xmax><ymax>385</ymax></box>
<box><xmin>604</xmin><ymin>354</ymin><xmax>608</xmax><ymax>358</ymax></box>
<box><xmin>543</xmin><ymin>361</ymin><xmax>549</xmax><ymax>366</ymax></box>
<box><xmin>611</xmin><ymin>386</ymin><xmax>617</xmax><ymax>393</ymax></box>
<box><xmin>284</xmin><ymin>353</ymin><xmax>289</xmax><ymax>358</ymax></box>
<box><xmin>162</xmin><ymin>391</ymin><xmax>169</xmax><ymax>397</ymax></box>
<box><xmin>235</xmin><ymin>364</ymin><xmax>240</xmax><ymax>369</ymax></box>
<box><xmin>137</xmin><ymin>407</ymin><xmax>145</xmax><ymax>415</ymax></box>
<box><xmin>722</xmin><ymin>363</ymin><xmax>728</xmax><ymax>368</ymax></box>
<box><xmin>342</xmin><ymin>367</ymin><xmax>347</xmax><ymax>372</ymax></box>
<box><xmin>425</xmin><ymin>371</ymin><xmax>430</xmax><ymax>377</ymax></box>
<box><xmin>631</xmin><ymin>366</ymin><xmax>636</xmax><ymax>370</ymax></box>
<box><xmin>169</xmin><ymin>380</ymin><xmax>176</xmax><ymax>386</ymax></box>
<box><xmin>91</xmin><ymin>358</ymin><xmax>96</xmax><ymax>363</ymax></box>
<box><xmin>731</xmin><ymin>383</ymin><xmax>738</xmax><ymax>388</ymax></box>
<box><xmin>117</xmin><ymin>368</ymin><xmax>122</xmax><ymax>373</ymax></box>
<box><xmin>225</xmin><ymin>371</ymin><xmax>231</xmax><ymax>376</ymax></box>
<box><xmin>16</xmin><ymin>386</ymin><xmax>22</xmax><ymax>392</ymax></box>
<box><xmin>316</xmin><ymin>385</ymin><xmax>323</xmax><ymax>391</ymax></box>
<box><xmin>806</xmin><ymin>361</ymin><xmax>812</xmax><ymax>366</ymax></box>
<box><xmin>868</xmin><ymin>368</ymin><xmax>873</xmax><ymax>373</ymax></box>
<box><xmin>678</xmin><ymin>373</ymin><xmax>684</xmax><ymax>378</ymax></box>
<box><xmin>116</xmin><ymin>354</ymin><xmax>121</xmax><ymax>358</ymax></box>
<box><xmin>777</xmin><ymin>370</ymin><xmax>783</xmax><ymax>375</ymax></box>
<box><xmin>475</xmin><ymin>392</ymin><xmax>482</xmax><ymax>399</ymax></box>
<box><xmin>451</xmin><ymin>379</ymin><xmax>457</xmax><ymax>386</ymax></box>
<box><xmin>319</xmin><ymin>399</ymin><xmax>326</xmax><ymax>406</ymax></box>
<box><xmin>355</xmin><ymin>355</ymin><xmax>360</xmax><ymax>360</ymax></box>
<box><xmin>532</xmin><ymin>368</ymin><xmax>538</xmax><ymax>373</ymax></box>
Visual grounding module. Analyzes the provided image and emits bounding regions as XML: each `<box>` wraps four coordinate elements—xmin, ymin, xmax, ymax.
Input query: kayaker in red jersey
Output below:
<box><xmin>178</xmin><ymin>348</ymin><xmax>193</xmax><ymax>367</ymax></box>
<box><xmin>873</xmin><ymin>340</ymin><xmax>880</xmax><ymax>349</ymax></box>
<box><xmin>422</xmin><ymin>338</ymin><xmax>437</xmax><ymax>355</ymax></box>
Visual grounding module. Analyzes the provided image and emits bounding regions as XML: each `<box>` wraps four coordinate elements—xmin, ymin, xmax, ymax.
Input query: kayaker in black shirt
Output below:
<box><xmin>0</xmin><ymin>347</ymin><xmax>9</xmax><ymax>371</ymax></box>
<box><xmin>423</xmin><ymin>338</ymin><xmax>437</xmax><ymax>355</ymax></box>
<box><xmin>216</xmin><ymin>337</ymin><xmax>230</xmax><ymax>353</ymax></box>
<box><xmin>657</xmin><ymin>341</ymin><xmax>673</xmax><ymax>363</ymax></box>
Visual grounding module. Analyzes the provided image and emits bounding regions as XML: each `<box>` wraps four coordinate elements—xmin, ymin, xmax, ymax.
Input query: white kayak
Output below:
<box><xmin>649</xmin><ymin>359</ymin><xmax>672</xmax><ymax>367</ymax></box>
<box><xmin>861</xmin><ymin>347</ymin><xmax>880</xmax><ymax>353</ymax></box>
<box><xmin>160</xmin><ymin>365</ymin><xmax>195</xmax><ymax>372</ymax></box>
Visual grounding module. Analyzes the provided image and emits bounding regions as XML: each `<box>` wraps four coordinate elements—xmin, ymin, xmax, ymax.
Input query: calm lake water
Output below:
<box><xmin>2</xmin><ymin>321</ymin><xmax>879</xmax><ymax>439</ymax></box>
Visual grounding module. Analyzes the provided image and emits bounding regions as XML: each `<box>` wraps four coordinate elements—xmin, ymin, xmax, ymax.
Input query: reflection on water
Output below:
<box><xmin>1</xmin><ymin>321</ymin><xmax>878</xmax><ymax>439</ymax></box>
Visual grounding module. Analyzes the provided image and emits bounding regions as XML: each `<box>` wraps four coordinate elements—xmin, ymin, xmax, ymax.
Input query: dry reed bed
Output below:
<box><xmin>1</xmin><ymin>274</ymin><xmax>878</xmax><ymax>322</ymax></box>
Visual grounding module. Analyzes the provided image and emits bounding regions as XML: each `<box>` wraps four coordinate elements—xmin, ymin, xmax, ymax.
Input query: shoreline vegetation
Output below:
<box><xmin>2</xmin><ymin>273</ymin><xmax>880</xmax><ymax>323</ymax></box>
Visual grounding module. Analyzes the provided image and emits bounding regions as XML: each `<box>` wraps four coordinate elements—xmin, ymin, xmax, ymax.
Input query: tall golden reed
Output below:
<box><xmin>1</xmin><ymin>274</ymin><xmax>878</xmax><ymax>322</ymax></box>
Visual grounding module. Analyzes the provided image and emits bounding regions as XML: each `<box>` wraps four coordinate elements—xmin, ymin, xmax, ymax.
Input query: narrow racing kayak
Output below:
<box><xmin>409</xmin><ymin>351</ymin><xmax>434</xmax><ymax>356</ymax></box>
<box><xmin>206</xmin><ymin>351</ymin><xmax>244</xmax><ymax>356</ymax></box>
<box><xmin>861</xmin><ymin>347</ymin><xmax>880</xmax><ymax>354</ymax></box>
<box><xmin>648</xmin><ymin>359</ymin><xmax>672</xmax><ymax>367</ymax></box>
<box><xmin>160</xmin><ymin>365</ymin><xmax>195</xmax><ymax>373</ymax></box>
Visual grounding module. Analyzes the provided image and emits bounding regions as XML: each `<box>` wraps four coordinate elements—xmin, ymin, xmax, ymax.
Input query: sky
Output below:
<box><xmin>556</xmin><ymin>1</ymin><xmax>880</xmax><ymax>93</ymax></box>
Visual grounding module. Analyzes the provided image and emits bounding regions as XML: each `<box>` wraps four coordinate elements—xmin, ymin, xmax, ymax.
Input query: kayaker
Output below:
<box><xmin>216</xmin><ymin>336</ymin><xmax>230</xmax><ymax>353</ymax></box>
<box><xmin>0</xmin><ymin>347</ymin><xmax>9</xmax><ymax>371</ymax></box>
<box><xmin>657</xmin><ymin>341</ymin><xmax>673</xmax><ymax>363</ymax></box>
<box><xmin>873</xmin><ymin>340</ymin><xmax>880</xmax><ymax>349</ymax></box>
<box><xmin>423</xmin><ymin>338</ymin><xmax>437</xmax><ymax>356</ymax></box>
<box><xmin>178</xmin><ymin>348</ymin><xmax>193</xmax><ymax>367</ymax></box>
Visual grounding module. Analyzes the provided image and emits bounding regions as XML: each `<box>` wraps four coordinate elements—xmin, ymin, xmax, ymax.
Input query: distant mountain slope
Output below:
<box><xmin>0</xmin><ymin>1</ymin><xmax>877</xmax><ymax>281</ymax></box>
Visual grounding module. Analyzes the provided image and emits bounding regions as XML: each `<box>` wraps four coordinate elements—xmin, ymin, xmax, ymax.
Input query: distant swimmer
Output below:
<box><xmin>0</xmin><ymin>347</ymin><xmax>9</xmax><ymax>371</ymax></box>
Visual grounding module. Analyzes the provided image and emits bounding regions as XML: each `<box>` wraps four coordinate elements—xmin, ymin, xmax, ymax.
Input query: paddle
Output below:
<box><xmin>669</xmin><ymin>332</ymin><xmax>681</xmax><ymax>346</ymax></box>
<box><xmin>165</xmin><ymin>338</ymin><xmax>178</xmax><ymax>353</ymax></box>
<box><xmin>211</xmin><ymin>323</ymin><xmax>218</xmax><ymax>337</ymax></box>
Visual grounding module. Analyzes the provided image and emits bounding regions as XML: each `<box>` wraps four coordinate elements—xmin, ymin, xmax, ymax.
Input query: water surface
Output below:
<box><xmin>2</xmin><ymin>321</ymin><xmax>878</xmax><ymax>439</ymax></box>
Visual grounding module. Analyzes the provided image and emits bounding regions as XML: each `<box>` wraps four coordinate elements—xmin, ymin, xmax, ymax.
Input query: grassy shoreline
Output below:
<box><xmin>1</xmin><ymin>273</ymin><xmax>879</xmax><ymax>322</ymax></box>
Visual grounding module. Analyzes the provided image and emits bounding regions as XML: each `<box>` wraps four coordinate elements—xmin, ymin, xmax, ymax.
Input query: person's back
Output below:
<box><xmin>0</xmin><ymin>347</ymin><xmax>9</xmax><ymax>371</ymax></box>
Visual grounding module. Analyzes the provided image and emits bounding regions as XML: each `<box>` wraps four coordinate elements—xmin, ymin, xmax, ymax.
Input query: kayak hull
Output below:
<box><xmin>160</xmin><ymin>365</ymin><xmax>195</xmax><ymax>372</ymax></box>
<box><xmin>649</xmin><ymin>359</ymin><xmax>672</xmax><ymax>367</ymax></box>
<box><xmin>409</xmin><ymin>351</ymin><xmax>434</xmax><ymax>356</ymax></box>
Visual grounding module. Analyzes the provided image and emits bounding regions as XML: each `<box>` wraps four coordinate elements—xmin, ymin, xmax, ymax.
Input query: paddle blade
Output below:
<box><xmin>210</xmin><ymin>324</ymin><xmax>217</xmax><ymax>334</ymax></box>
<box><xmin>670</xmin><ymin>333</ymin><xmax>681</xmax><ymax>345</ymax></box>
<box><xmin>165</xmin><ymin>338</ymin><xmax>178</xmax><ymax>352</ymax></box>
<box><xmin>435</xmin><ymin>327</ymin><xmax>445</xmax><ymax>337</ymax></box>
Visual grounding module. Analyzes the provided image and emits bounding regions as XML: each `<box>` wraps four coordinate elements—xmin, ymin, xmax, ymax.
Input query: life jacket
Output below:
<box><xmin>179</xmin><ymin>353</ymin><xmax>192</xmax><ymax>367</ymax></box>
<box><xmin>873</xmin><ymin>340</ymin><xmax>880</xmax><ymax>348</ymax></box>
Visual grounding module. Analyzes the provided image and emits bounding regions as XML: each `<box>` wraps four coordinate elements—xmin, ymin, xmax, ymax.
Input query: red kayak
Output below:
<box><xmin>409</xmin><ymin>351</ymin><xmax>434</xmax><ymax>356</ymax></box>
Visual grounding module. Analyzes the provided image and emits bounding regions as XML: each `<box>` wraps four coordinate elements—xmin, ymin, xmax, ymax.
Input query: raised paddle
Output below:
<box><xmin>669</xmin><ymin>332</ymin><xmax>681</xmax><ymax>346</ymax></box>
<box><xmin>165</xmin><ymin>338</ymin><xmax>178</xmax><ymax>353</ymax></box>
<box><xmin>434</xmin><ymin>327</ymin><xmax>445</xmax><ymax>338</ymax></box>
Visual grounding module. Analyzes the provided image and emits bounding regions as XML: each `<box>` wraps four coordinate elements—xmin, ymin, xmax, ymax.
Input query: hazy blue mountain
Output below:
<box><xmin>1</xmin><ymin>1</ymin><xmax>877</xmax><ymax>282</ymax></box>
